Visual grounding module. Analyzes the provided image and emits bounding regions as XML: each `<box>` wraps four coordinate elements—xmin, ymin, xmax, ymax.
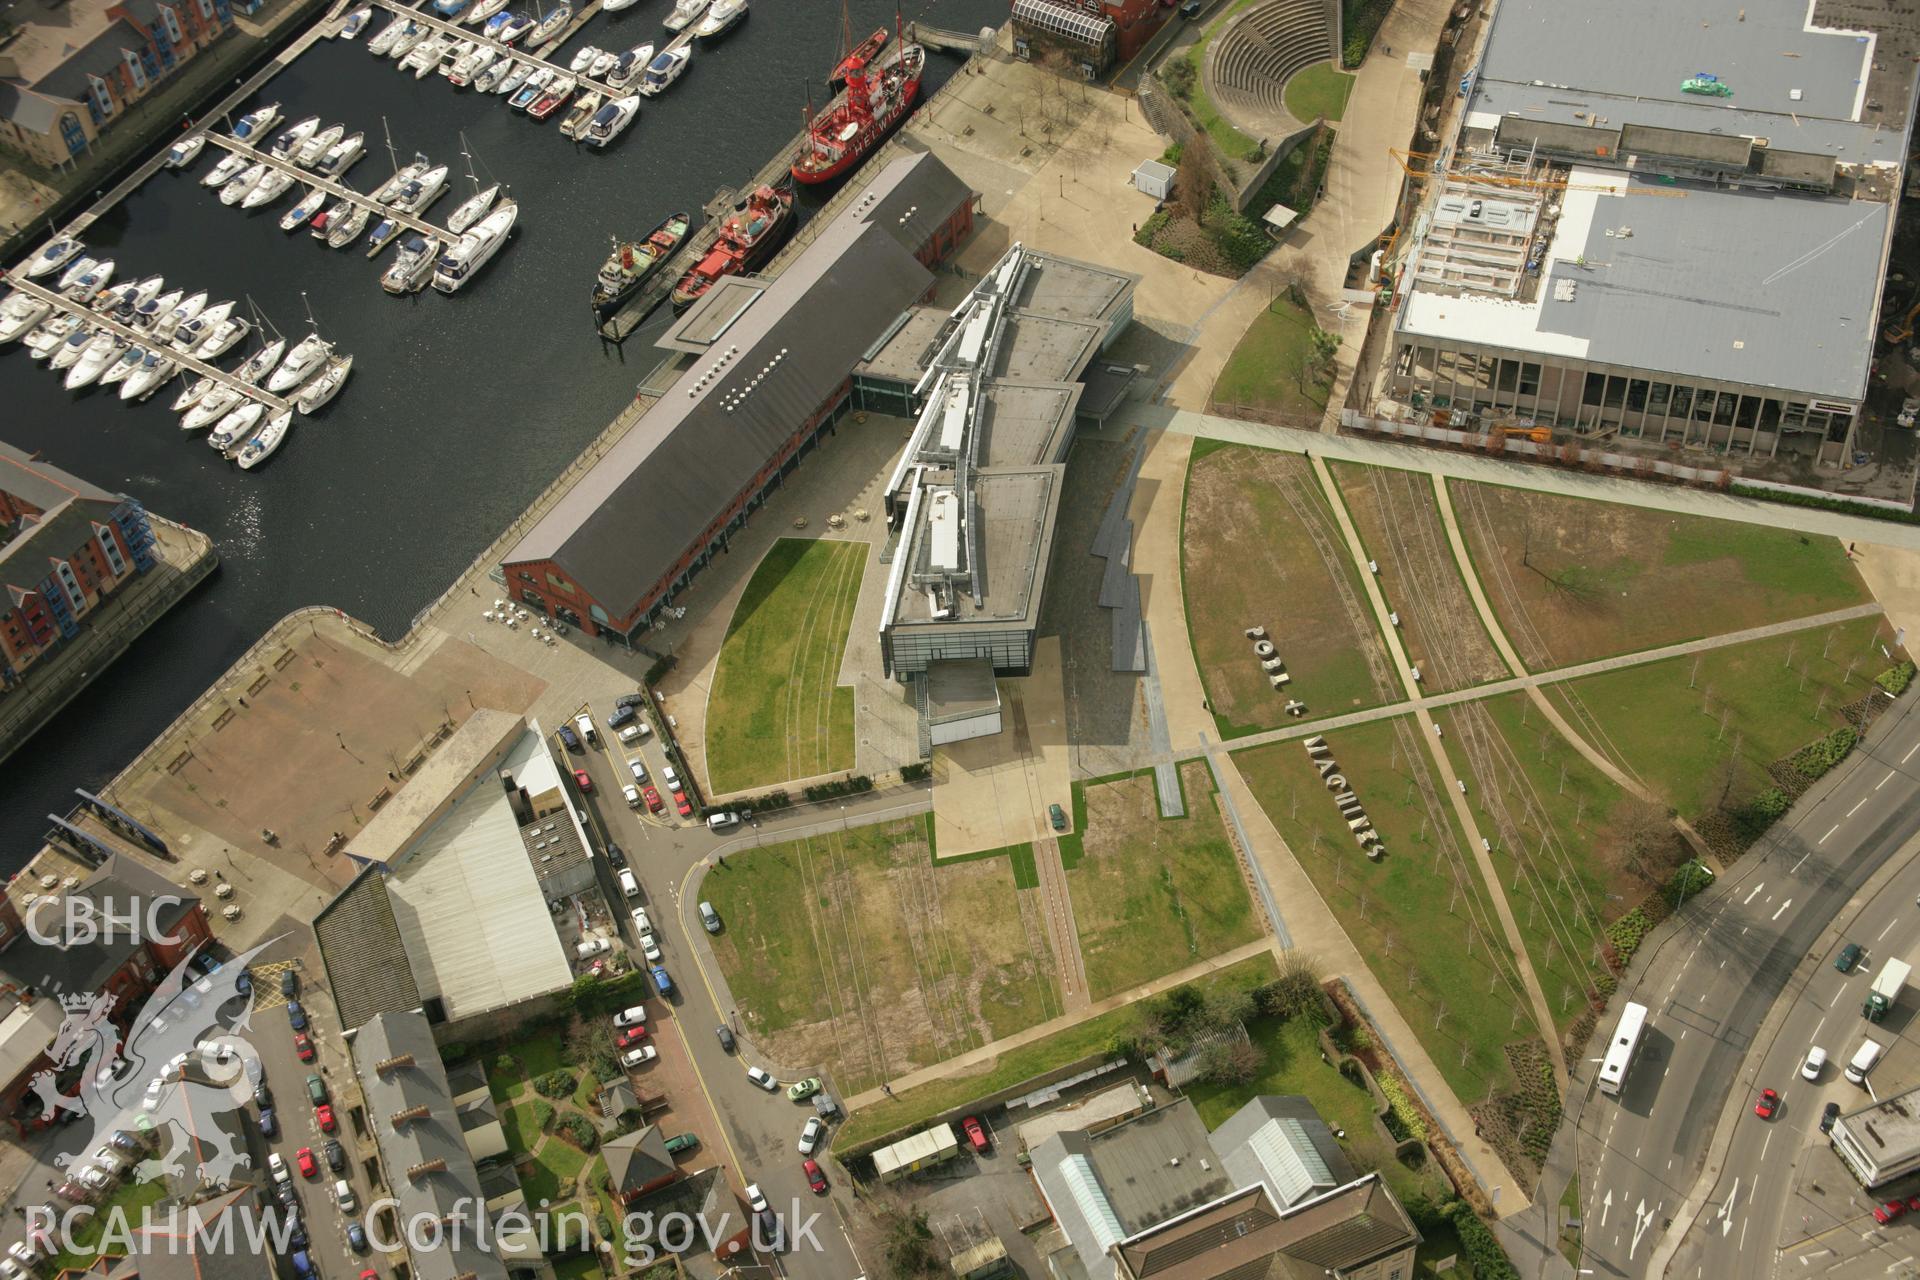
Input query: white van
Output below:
<box><xmin>1846</xmin><ymin>1038</ymin><xmax>1885</xmax><ymax>1084</ymax></box>
<box><xmin>618</xmin><ymin>869</ymin><xmax>641</xmax><ymax>899</ymax></box>
<box><xmin>574</xmin><ymin>714</ymin><xmax>599</xmax><ymax>748</ymax></box>
<box><xmin>623</xmin><ymin>784</ymin><xmax>641</xmax><ymax>809</ymax></box>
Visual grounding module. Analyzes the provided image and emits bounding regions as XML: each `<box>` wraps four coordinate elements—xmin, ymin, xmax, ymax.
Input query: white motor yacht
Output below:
<box><xmin>526</xmin><ymin>4</ymin><xmax>570</xmax><ymax>45</ymax></box>
<box><xmin>326</xmin><ymin>203</ymin><xmax>372</xmax><ymax>249</ymax></box>
<box><xmin>339</xmin><ymin>5</ymin><xmax>373</xmax><ymax>37</ymax></box>
<box><xmin>230</xmin><ymin>103</ymin><xmax>282</xmax><ymax>140</ymax></box>
<box><xmin>58</xmin><ymin>255</ymin><xmax>111</xmax><ymax>297</ymax></box>
<box><xmin>430</xmin><ymin>38</ymin><xmax>474</xmax><ymax>79</ymax></box>
<box><xmin>584</xmin><ymin>94</ymin><xmax>640</xmax><ymax>147</ymax></box>
<box><xmin>662</xmin><ymin>0</ymin><xmax>706</xmax><ymax>31</ymax></box>
<box><xmin>120</xmin><ymin>350</ymin><xmax>177</xmax><ymax>401</ymax></box>
<box><xmin>189</xmin><ymin>313</ymin><xmax>250</xmax><ymax>361</ymax></box>
<box><xmin>49</xmin><ymin>326</ymin><xmax>97</xmax><ymax>371</ymax></box>
<box><xmin>241</xmin><ymin>167</ymin><xmax>297</xmax><ymax>210</ymax></box>
<box><xmin>509</xmin><ymin>67</ymin><xmax>553</xmax><ymax>110</ymax></box>
<box><xmin>568</xmin><ymin>44</ymin><xmax>604</xmax><ymax>73</ymax></box>
<box><xmin>97</xmin><ymin>344</ymin><xmax>147</xmax><ymax>388</ymax></box>
<box><xmin>600</xmin><ymin>0</ymin><xmax>638</xmax><ymax>12</ymax></box>
<box><xmin>122</xmin><ymin>275</ymin><xmax>166</xmax><ymax>312</ymax></box>
<box><xmin>560</xmin><ymin>89</ymin><xmax>603</xmax><ymax>140</ymax></box>
<box><xmin>0</xmin><ymin>293</ymin><xmax>52</xmax><ymax>342</ymax></box>
<box><xmin>381</xmin><ymin>236</ymin><xmax>441</xmax><ymax>294</ymax></box>
<box><xmin>432</xmin><ymin>200</ymin><xmax>517</xmax><ymax>293</ymax></box>
<box><xmin>269</xmin><ymin>115</ymin><xmax>320</xmax><ymax>159</ymax></box>
<box><xmin>165</xmin><ymin>135</ymin><xmax>206</xmax><ymax>169</ymax></box>
<box><xmin>202</xmin><ymin>151</ymin><xmax>249</xmax><ymax>189</ymax></box>
<box><xmin>174</xmin><ymin>298</ymin><xmax>233</xmax><ymax>349</ymax></box>
<box><xmin>236</xmin><ymin>412</ymin><xmax>295</xmax><ymax>470</ymax></box>
<box><xmin>294</xmin><ymin>355</ymin><xmax>354</xmax><ymax>412</ymax></box>
<box><xmin>392</xmin><ymin>165</ymin><xmax>450</xmax><ymax>213</ymax></box>
<box><xmin>385</xmin><ymin>21</ymin><xmax>427</xmax><ymax>58</ymax></box>
<box><xmin>317</xmin><ymin>132</ymin><xmax>366</xmax><ymax>177</ymax></box>
<box><xmin>65</xmin><ymin>332</ymin><xmax>127</xmax><ymax>389</ymax></box>
<box><xmin>496</xmin><ymin>60</ymin><xmax>535</xmax><ymax>95</ymax></box>
<box><xmin>232</xmin><ymin>337</ymin><xmax>286</xmax><ymax>387</ymax></box>
<box><xmin>281</xmin><ymin>185</ymin><xmax>329</xmax><ymax>232</ymax></box>
<box><xmin>372</xmin><ymin>156</ymin><xmax>429</xmax><ymax>204</ymax></box>
<box><xmin>133</xmin><ymin>288</ymin><xmax>184</xmax><ymax>330</ymax></box>
<box><xmin>606</xmin><ymin>42</ymin><xmax>653</xmax><ymax>90</ymax></box>
<box><xmin>464</xmin><ymin>0</ymin><xmax>508</xmax><ymax>24</ymax></box>
<box><xmin>26</xmin><ymin>314</ymin><xmax>84</xmax><ymax>360</ymax></box>
<box><xmin>367</xmin><ymin>16</ymin><xmax>408</xmax><ymax>54</ymax></box>
<box><xmin>473</xmin><ymin>57</ymin><xmax>513</xmax><ymax>92</ymax></box>
<box><xmin>153</xmin><ymin>290</ymin><xmax>208</xmax><ymax>343</ymax></box>
<box><xmin>208</xmin><ymin>401</ymin><xmax>268</xmax><ymax>453</ymax></box>
<box><xmin>183</xmin><ymin>384</ymin><xmax>241</xmax><ymax>431</ymax></box>
<box><xmin>638</xmin><ymin>42</ymin><xmax>689</xmax><ymax>95</ymax></box>
<box><xmin>267</xmin><ymin>333</ymin><xmax>333</xmax><ymax>394</ymax></box>
<box><xmin>692</xmin><ymin>0</ymin><xmax>743</xmax><ymax>37</ymax></box>
<box><xmin>220</xmin><ymin>163</ymin><xmax>268</xmax><ymax>206</ymax></box>
<box><xmin>449</xmin><ymin>45</ymin><xmax>496</xmax><ymax>86</ymax></box>
<box><xmin>588</xmin><ymin>48</ymin><xmax>618</xmax><ymax>78</ymax></box>
<box><xmin>447</xmin><ymin>183</ymin><xmax>501</xmax><ymax>234</ymax></box>
<box><xmin>295</xmin><ymin>123</ymin><xmax>344</xmax><ymax>168</ymax></box>
<box><xmin>401</xmin><ymin>32</ymin><xmax>449</xmax><ymax>73</ymax></box>
<box><xmin>172</xmin><ymin>374</ymin><xmax>216</xmax><ymax>413</ymax></box>
<box><xmin>22</xmin><ymin>237</ymin><xmax>84</xmax><ymax>279</ymax></box>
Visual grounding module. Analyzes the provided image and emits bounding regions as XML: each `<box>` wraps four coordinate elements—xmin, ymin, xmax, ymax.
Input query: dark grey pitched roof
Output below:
<box><xmin>0</xmin><ymin>499</ymin><xmax>122</xmax><ymax>584</ymax></box>
<box><xmin>504</xmin><ymin>156</ymin><xmax>971</xmax><ymax>623</ymax></box>
<box><xmin>603</xmin><ymin>1124</ymin><xmax>674</xmax><ymax>1192</ymax></box>
<box><xmin>0</xmin><ymin>442</ymin><xmax>119</xmax><ymax>510</ymax></box>
<box><xmin>314</xmin><ymin>866</ymin><xmax>421</xmax><ymax>1032</ymax></box>
<box><xmin>0</xmin><ymin>852</ymin><xmax>200</xmax><ymax>997</ymax></box>
<box><xmin>32</xmin><ymin>19</ymin><xmax>148</xmax><ymax>103</ymax></box>
<box><xmin>0</xmin><ymin>82</ymin><xmax>73</xmax><ymax>134</ymax></box>
<box><xmin>129</xmin><ymin>1187</ymin><xmax>269</xmax><ymax>1280</ymax></box>
<box><xmin>839</xmin><ymin>146</ymin><xmax>975</xmax><ymax>259</ymax></box>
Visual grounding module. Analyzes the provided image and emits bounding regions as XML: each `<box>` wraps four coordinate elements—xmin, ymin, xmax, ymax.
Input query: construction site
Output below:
<box><xmin>1349</xmin><ymin>0</ymin><xmax>1920</xmax><ymax>505</ymax></box>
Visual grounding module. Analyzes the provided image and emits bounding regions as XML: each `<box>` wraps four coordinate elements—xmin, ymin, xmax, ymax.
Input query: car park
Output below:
<box><xmin>641</xmin><ymin>933</ymin><xmax>663</xmax><ymax>962</ymax></box>
<box><xmin>294</xmin><ymin>1033</ymin><xmax>315</xmax><ymax>1062</ymax></box>
<box><xmin>747</xmin><ymin>1066</ymin><xmax>777</xmax><ymax>1090</ymax></box>
<box><xmin>623</xmin><ymin>784</ymin><xmax>642</xmax><ymax>808</ymax></box>
<box><xmin>614</xmin><ymin>1006</ymin><xmax>647</xmax><ymax>1029</ymax></box>
<box><xmin>621</xmin><ymin>1047</ymin><xmax>657</xmax><ymax>1068</ymax></box>
<box><xmin>325</xmin><ymin>1140</ymin><xmax>345</xmax><ymax>1172</ymax></box>
<box><xmin>664</xmin><ymin>1133</ymin><xmax>700</xmax><ymax>1155</ymax></box>
<box><xmin>798</xmin><ymin>1117</ymin><xmax>824</xmax><ymax>1154</ymax></box>
<box><xmin>558</xmin><ymin>725</ymin><xmax>581</xmax><ymax>752</ymax></box>
<box><xmin>1836</xmin><ymin>942</ymin><xmax>1864</xmax><ymax>973</ymax></box>
<box><xmin>716</xmin><ymin>1025</ymin><xmax>736</xmax><ymax>1053</ymax></box>
<box><xmin>786</xmin><ymin>1076</ymin><xmax>821</xmax><ymax>1101</ymax></box>
<box><xmin>1754</xmin><ymin>1088</ymin><xmax>1780</xmax><ymax>1119</ymax></box>
<box><xmin>287</xmin><ymin>1001</ymin><xmax>307</xmax><ymax>1031</ymax></box>
<box><xmin>1802</xmin><ymin>1046</ymin><xmax>1828</xmax><ymax>1081</ymax></box>
<box><xmin>316</xmin><ymin>1104</ymin><xmax>336</xmax><ymax>1133</ymax></box>
<box><xmin>296</xmin><ymin>1148</ymin><xmax>317</xmax><ymax>1178</ymax></box>
<box><xmin>629</xmin><ymin>759</ymin><xmax>650</xmax><ymax>784</ymax></box>
<box><xmin>803</xmin><ymin>1159</ymin><xmax>827</xmax><ymax>1194</ymax></box>
<box><xmin>699</xmin><ymin>902</ymin><xmax>722</xmax><ymax>933</ymax></box>
<box><xmin>961</xmin><ymin>1116</ymin><xmax>989</xmax><ymax>1152</ymax></box>
<box><xmin>643</xmin><ymin>787</ymin><xmax>664</xmax><ymax>814</ymax></box>
<box><xmin>572</xmin><ymin>769</ymin><xmax>594</xmax><ymax>794</ymax></box>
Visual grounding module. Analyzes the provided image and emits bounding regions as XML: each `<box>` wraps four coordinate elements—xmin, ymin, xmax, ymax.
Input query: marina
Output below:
<box><xmin>361</xmin><ymin>0</ymin><xmax>629</xmax><ymax>103</ymax></box>
<box><xmin>199</xmin><ymin>131</ymin><xmax>466</xmax><ymax>243</ymax></box>
<box><xmin>0</xmin><ymin>0</ymin><xmax>996</xmax><ymax>863</ymax></box>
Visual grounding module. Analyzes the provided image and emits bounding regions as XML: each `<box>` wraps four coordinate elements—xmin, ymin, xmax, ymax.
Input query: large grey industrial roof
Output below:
<box><xmin>891</xmin><ymin>467</ymin><xmax>1060</xmax><ymax>628</ymax></box>
<box><xmin>315</xmin><ymin>866</ymin><xmax>421</xmax><ymax>1031</ymax></box>
<box><xmin>975</xmin><ymin>381</ymin><xmax>1081</xmax><ymax>467</ymax></box>
<box><xmin>1401</xmin><ymin>178</ymin><xmax>1889</xmax><ymax>400</ymax></box>
<box><xmin>504</xmin><ymin>164</ymin><xmax>953</xmax><ymax>621</ymax></box>
<box><xmin>1467</xmin><ymin>0</ymin><xmax>1918</xmax><ymax>162</ymax></box>
<box><xmin>0</xmin><ymin>441</ymin><xmax>117</xmax><ymax>510</ymax></box>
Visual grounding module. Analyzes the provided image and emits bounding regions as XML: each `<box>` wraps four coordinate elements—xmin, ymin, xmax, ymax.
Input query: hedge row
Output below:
<box><xmin>1728</xmin><ymin>485</ymin><xmax>1920</xmax><ymax>524</ymax></box>
<box><xmin>1879</xmin><ymin>661</ymin><xmax>1916</xmax><ymax>696</ymax></box>
<box><xmin>1792</xmin><ymin>726</ymin><xmax>1859</xmax><ymax>781</ymax></box>
<box><xmin>900</xmin><ymin>762</ymin><xmax>931</xmax><ymax>783</ymax></box>
<box><xmin>804</xmin><ymin>776</ymin><xmax>874</xmax><ymax>802</ymax></box>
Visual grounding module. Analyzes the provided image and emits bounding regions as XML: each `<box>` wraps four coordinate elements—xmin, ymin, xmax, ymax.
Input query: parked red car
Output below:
<box><xmin>672</xmin><ymin>789</ymin><xmax>693</xmax><ymax>818</ymax></box>
<box><xmin>803</xmin><ymin>1158</ymin><xmax>827</xmax><ymax>1194</ymax></box>
<box><xmin>293</xmin><ymin>1033</ymin><xmax>315</xmax><ymax>1063</ymax></box>
<box><xmin>616</xmin><ymin>1027</ymin><xmax>650</xmax><ymax>1049</ymax></box>
<box><xmin>296</xmin><ymin>1148</ymin><xmax>317</xmax><ymax>1179</ymax></box>
<box><xmin>572</xmin><ymin>769</ymin><xmax>593</xmax><ymax>793</ymax></box>
<box><xmin>1876</xmin><ymin>1199</ymin><xmax>1909</xmax><ymax>1225</ymax></box>
<box><xmin>316</xmin><ymin>1104</ymin><xmax>336</xmax><ymax>1133</ymax></box>
<box><xmin>642</xmin><ymin>786</ymin><xmax>664</xmax><ymax>814</ymax></box>
<box><xmin>961</xmin><ymin>1116</ymin><xmax>990</xmax><ymax>1152</ymax></box>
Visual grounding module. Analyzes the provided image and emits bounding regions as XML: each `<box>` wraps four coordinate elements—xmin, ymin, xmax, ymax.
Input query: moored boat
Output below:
<box><xmin>59</xmin><ymin>257</ymin><xmax>113</xmax><ymax>300</ymax></box>
<box><xmin>372</xmin><ymin>155</ymin><xmax>429</xmax><ymax>203</ymax></box>
<box><xmin>669</xmin><ymin>183</ymin><xmax>791</xmax><ymax>309</ymax></box>
<box><xmin>241</xmin><ymin>167</ymin><xmax>297</xmax><ymax>210</ymax></box>
<box><xmin>202</xmin><ymin>151</ymin><xmax>249</xmax><ymax>188</ymax></box>
<box><xmin>391</xmin><ymin>164</ymin><xmax>450</xmax><ymax>213</ymax></box>
<box><xmin>236</xmin><ymin>411</ymin><xmax>295</xmax><ymax>469</ymax></box>
<box><xmin>662</xmin><ymin>0</ymin><xmax>706</xmax><ymax>31</ymax></box>
<box><xmin>134</xmin><ymin>288</ymin><xmax>184</xmax><ymax>330</ymax></box>
<box><xmin>432</xmin><ymin>201</ymin><xmax>518</xmax><ymax>293</ymax></box>
<box><xmin>231</xmin><ymin>103</ymin><xmax>281</xmax><ymax>140</ymax></box>
<box><xmin>49</xmin><ymin>325</ymin><xmax>96</xmax><ymax>371</ymax></box>
<box><xmin>267</xmin><ymin>332</ymin><xmax>333</xmax><ymax>393</ymax></box>
<box><xmin>449</xmin><ymin>45</ymin><xmax>496</xmax><ymax>85</ymax></box>
<box><xmin>692</xmin><ymin>0</ymin><xmax>744</xmax><ymax>38</ymax></box>
<box><xmin>153</xmin><ymin>290</ymin><xmax>208</xmax><ymax>342</ymax></box>
<box><xmin>591</xmin><ymin>209</ymin><xmax>688</xmax><ymax>318</ymax></box>
<box><xmin>584</xmin><ymin>94</ymin><xmax>640</xmax><ymax>148</ymax></box>
<box><xmin>792</xmin><ymin>38</ymin><xmax>923</xmax><ymax>185</ymax></box>
<box><xmin>220</xmin><ymin>163</ymin><xmax>267</xmax><ymax>206</ymax></box>
<box><xmin>385</xmin><ymin>21</ymin><xmax>427</xmax><ymax>58</ymax></box>
<box><xmin>121</xmin><ymin>349</ymin><xmax>177</xmax><ymax>401</ymax></box>
<box><xmin>465</xmin><ymin>0</ymin><xmax>509</xmax><ymax>24</ymax></box>
<box><xmin>569</xmin><ymin>44</ymin><xmax>604</xmax><ymax>73</ymax></box>
<box><xmin>447</xmin><ymin>182</ymin><xmax>501</xmax><ymax>234</ymax></box>
<box><xmin>381</xmin><ymin>236</ymin><xmax>441</xmax><ymax>294</ymax></box>
<box><xmin>368</xmin><ymin>16</ymin><xmax>410</xmax><ymax>53</ymax></box>
<box><xmin>339</xmin><ymin>5</ymin><xmax>374</xmax><ymax>37</ymax></box>
<box><xmin>529</xmin><ymin>75</ymin><xmax>575</xmax><ymax>120</ymax></box>
<box><xmin>473</xmin><ymin>56</ymin><xmax>514</xmax><ymax>92</ymax></box>
<box><xmin>165</xmin><ymin>135</ymin><xmax>206</xmax><ymax>169</ymax></box>
<box><xmin>497</xmin><ymin>12</ymin><xmax>536</xmax><ymax>43</ymax></box>
<box><xmin>526</xmin><ymin>3</ymin><xmax>570</xmax><ymax>45</ymax></box>
<box><xmin>326</xmin><ymin>202</ymin><xmax>372</xmax><ymax>249</ymax></box>
<box><xmin>559</xmin><ymin>89</ymin><xmax>603</xmax><ymax>139</ymax></box>
<box><xmin>316</xmin><ymin>131</ymin><xmax>366</xmax><ymax>177</ymax></box>
<box><xmin>432</xmin><ymin>0</ymin><xmax>471</xmax><ymax>16</ymax></box>
<box><xmin>0</xmin><ymin>293</ymin><xmax>52</xmax><ymax>342</ymax></box>
<box><xmin>281</xmin><ymin>185</ymin><xmax>329</xmax><ymax>231</ymax></box>
<box><xmin>65</xmin><ymin>332</ymin><xmax>127</xmax><ymax>389</ymax></box>
<box><xmin>365</xmin><ymin>215</ymin><xmax>404</xmax><ymax>257</ymax></box>
<box><xmin>269</xmin><ymin>115</ymin><xmax>320</xmax><ymax>159</ymax></box>
<box><xmin>295</xmin><ymin>123</ymin><xmax>344</xmax><ymax>168</ymax></box>
<box><xmin>830</xmin><ymin>26</ymin><xmax>888</xmax><ymax>87</ymax></box>
<box><xmin>191</xmin><ymin>313</ymin><xmax>251</xmax><ymax>360</ymax></box>
<box><xmin>97</xmin><ymin>345</ymin><xmax>147</xmax><ymax>388</ymax></box>
<box><xmin>497</xmin><ymin>60</ymin><xmax>536</xmax><ymax>96</ymax></box>
<box><xmin>638</xmin><ymin>41</ymin><xmax>689</xmax><ymax>96</ymax></box>
<box><xmin>25</xmin><ymin>314</ymin><xmax>83</xmax><ymax>360</ymax></box>
<box><xmin>606</xmin><ymin>42</ymin><xmax>654</xmax><ymax>90</ymax></box>
<box><xmin>510</xmin><ymin>67</ymin><xmax>553</xmax><ymax>110</ymax></box>
<box><xmin>295</xmin><ymin>355</ymin><xmax>354</xmax><ymax>411</ymax></box>
<box><xmin>208</xmin><ymin>400</ymin><xmax>267</xmax><ymax>453</ymax></box>
<box><xmin>22</xmin><ymin>237</ymin><xmax>84</xmax><ymax>278</ymax></box>
<box><xmin>172</xmin><ymin>373</ymin><xmax>217</xmax><ymax>413</ymax></box>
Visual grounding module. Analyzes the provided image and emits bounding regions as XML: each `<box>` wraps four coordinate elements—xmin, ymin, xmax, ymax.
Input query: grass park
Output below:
<box><xmin>1210</xmin><ymin>294</ymin><xmax>1339</xmax><ymax>419</ymax></box>
<box><xmin>1283</xmin><ymin>62</ymin><xmax>1354</xmax><ymax>123</ymax></box>
<box><xmin>701</xmin><ymin>817</ymin><xmax>1063</xmax><ymax>1096</ymax></box>
<box><xmin>1183</xmin><ymin>442</ymin><xmax>1397</xmax><ymax>736</ymax></box>
<box><xmin>1448</xmin><ymin>482</ymin><xmax>1873</xmax><ymax>668</ymax></box>
<box><xmin>1064</xmin><ymin>762</ymin><xmax>1263</xmax><ymax>1000</ymax></box>
<box><xmin>703</xmin><ymin>537</ymin><xmax>864</xmax><ymax>793</ymax></box>
<box><xmin>1234</xmin><ymin>718</ymin><xmax>1534</xmax><ymax>1100</ymax></box>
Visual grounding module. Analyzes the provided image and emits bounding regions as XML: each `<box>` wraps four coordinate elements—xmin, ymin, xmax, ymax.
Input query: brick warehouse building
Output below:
<box><xmin>501</xmin><ymin>153</ymin><xmax>975</xmax><ymax>642</ymax></box>
<box><xmin>0</xmin><ymin>443</ymin><xmax>158</xmax><ymax>690</ymax></box>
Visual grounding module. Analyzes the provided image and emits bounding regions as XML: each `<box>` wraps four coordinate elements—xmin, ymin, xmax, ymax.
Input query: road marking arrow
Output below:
<box><xmin>1630</xmin><ymin>1198</ymin><xmax>1660</xmax><ymax>1260</ymax></box>
<box><xmin>1600</xmin><ymin>1190</ymin><xmax>1613</xmax><ymax>1229</ymax></box>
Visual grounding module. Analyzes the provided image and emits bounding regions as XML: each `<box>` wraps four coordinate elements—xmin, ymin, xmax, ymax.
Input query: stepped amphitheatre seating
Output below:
<box><xmin>1206</xmin><ymin>0</ymin><xmax>1334</xmax><ymax>136</ymax></box>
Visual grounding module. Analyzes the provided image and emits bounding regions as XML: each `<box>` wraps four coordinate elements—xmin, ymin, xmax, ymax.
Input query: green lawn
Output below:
<box><xmin>552</xmin><ymin>1256</ymin><xmax>606</xmax><ymax>1280</ymax></box>
<box><xmin>704</xmin><ymin>538</ymin><xmax>865</xmax><ymax>793</ymax></box>
<box><xmin>502</xmin><ymin>1100</ymin><xmax>547</xmax><ymax>1155</ymax></box>
<box><xmin>1449</xmin><ymin>480</ymin><xmax>1872</xmax><ymax>667</ymax></box>
<box><xmin>1188</xmin><ymin>1014</ymin><xmax>1448</xmax><ymax>1206</ymax></box>
<box><xmin>524</xmin><ymin>1138</ymin><xmax>591</xmax><ymax>1207</ymax></box>
<box><xmin>46</xmin><ymin>1178</ymin><xmax>167</xmax><ymax>1271</ymax></box>
<box><xmin>1283</xmin><ymin>62</ymin><xmax>1354</xmax><ymax>122</ymax></box>
<box><xmin>483</xmin><ymin>1039</ymin><xmax>566</xmax><ymax>1102</ymax></box>
<box><xmin>1066</xmin><ymin>762</ymin><xmax>1261</xmax><ymax>999</ymax></box>
<box><xmin>703</xmin><ymin>817</ymin><xmax>1062</xmax><ymax>1095</ymax></box>
<box><xmin>1235</xmin><ymin>720</ymin><xmax>1532</xmax><ymax>1099</ymax></box>
<box><xmin>1211</xmin><ymin>295</ymin><xmax>1335</xmax><ymax>416</ymax></box>
<box><xmin>1549</xmin><ymin>615</ymin><xmax>1898</xmax><ymax>827</ymax></box>
<box><xmin>1440</xmin><ymin>695</ymin><xmax>1626</xmax><ymax>1034</ymax></box>
<box><xmin>836</xmin><ymin>952</ymin><xmax>1280</xmax><ymax>1151</ymax></box>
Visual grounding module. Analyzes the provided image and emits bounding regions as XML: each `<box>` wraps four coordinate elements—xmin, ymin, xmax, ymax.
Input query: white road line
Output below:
<box><xmin>1821</xmin><ymin>824</ymin><xmax>1840</xmax><ymax>844</ymax></box>
<box><xmin>1848</xmin><ymin>797</ymin><xmax>1868</xmax><ymax>817</ymax></box>
<box><xmin>1813</xmin><ymin>1015</ymin><xmax>1826</xmax><ymax>1040</ymax></box>
<box><xmin>1879</xmin><ymin>770</ymin><xmax>1896</xmax><ymax>790</ymax></box>
<box><xmin>1741</xmin><ymin>1218</ymin><xmax>1749</xmax><ymax>1251</ymax></box>
<box><xmin>1904</xmin><ymin>739</ymin><xmax>1920</xmax><ymax>765</ymax></box>
<box><xmin>1762</xmin><ymin>1131</ymin><xmax>1773</xmax><ymax>1161</ymax></box>
<box><xmin>1745</xmin><ymin>882</ymin><xmax>1767</xmax><ymax>905</ymax></box>
<box><xmin>1882</xmin><ymin>918</ymin><xmax>1899</xmax><ymax>942</ymax></box>
<box><xmin>1832</xmin><ymin>988</ymin><xmax>1846</xmax><ymax>1007</ymax></box>
<box><xmin>1774</xmin><ymin>898</ymin><xmax>1794</xmax><ymax>921</ymax></box>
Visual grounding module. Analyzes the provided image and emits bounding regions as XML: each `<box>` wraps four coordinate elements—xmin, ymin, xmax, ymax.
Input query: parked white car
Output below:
<box><xmin>745</xmin><ymin>1183</ymin><xmax>768</xmax><ymax>1213</ymax></box>
<box><xmin>746</xmin><ymin>1066</ymin><xmax>778</xmax><ymax>1091</ymax></box>
<box><xmin>632</xmin><ymin>906</ymin><xmax>652</xmax><ymax>934</ymax></box>
<box><xmin>269</xmin><ymin>1153</ymin><xmax>289</xmax><ymax>1184</ymax></box>
<box><xmin>614</xmin><ymin>1006</ymin><xmax>647</xmax><ymax>1029</ymax></box>
<box><xmin>621</xmin><ymin>1046</ymin><xmax>657</xmax><ymax>1068</ymax></box>
<box><xmin>623</xmin><ymin>784</ymin><xmax>642</xmax><ymax>808</ymax></box>
<box><xmin>618</xmin><ymin>723</ymin><xmax>651</xmax><ymax>743</ymax></box>
<box><xmin>798</xmin><ymin>1116</ymin><xmax>824</xmax><ymax>1155</ymax></box>
<box><xmin>640</xmin><ymin>933</ymin><xmax>662</xmax><ymax>962</ymax></box>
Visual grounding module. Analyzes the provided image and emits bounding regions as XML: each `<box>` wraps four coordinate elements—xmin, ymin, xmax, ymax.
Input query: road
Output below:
<box><xmin>563</xmin><ymin>706</ymin><xmax>930</xmax><ymax>1280</ymax></box>
<box><xmin>1572</xmin><ymin>686</ymin><xmax>1920</xmax><ymax>1279</ymax></box>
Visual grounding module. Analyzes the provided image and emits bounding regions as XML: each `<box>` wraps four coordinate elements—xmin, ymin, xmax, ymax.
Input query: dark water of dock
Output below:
<box><xmin>0</xmin><ymin>0</ymin><xmax>1000</xmax><ymax>866</ymax></box>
